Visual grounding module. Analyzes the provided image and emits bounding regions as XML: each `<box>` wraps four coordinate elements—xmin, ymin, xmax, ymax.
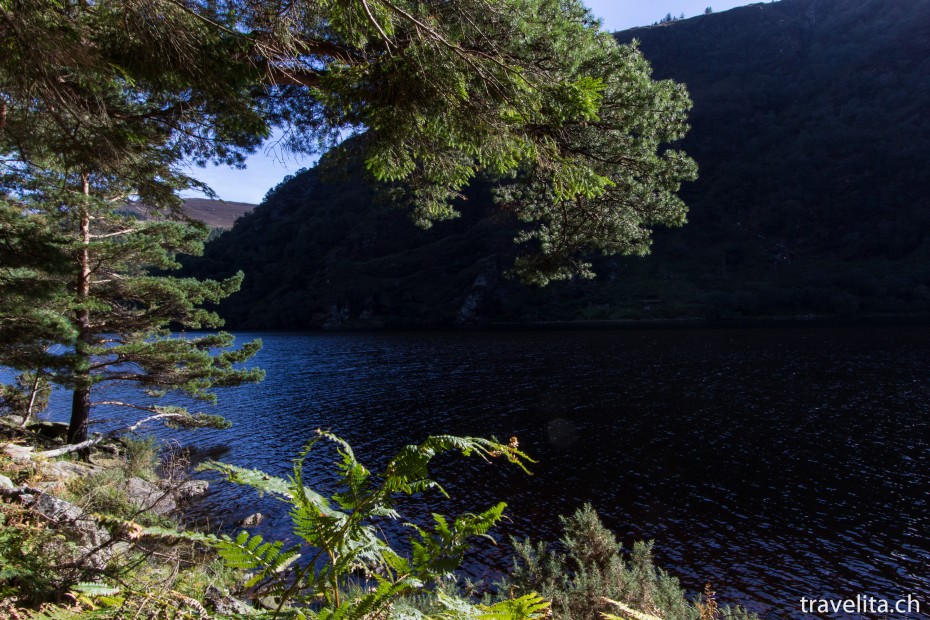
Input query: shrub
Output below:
<box><xmin>501</xmin><ymin>504</ymin><xmax>759</xmax><ymax>620</ymax></box>
<box><xmin>0</xmin><ymin>501</ymin><xmax>81</xmax><ymax>606</ymax></box>
<box><xmin>120</xmin><ymin>435</ymin><xmax>161</xmax><ymax>482</ymax></box>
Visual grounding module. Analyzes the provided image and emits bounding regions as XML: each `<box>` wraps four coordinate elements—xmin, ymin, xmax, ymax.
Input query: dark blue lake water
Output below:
<box><xmin>38</xmin><ymin>326</ymin><xmax>930</xmax><ymax>617</ymax></box>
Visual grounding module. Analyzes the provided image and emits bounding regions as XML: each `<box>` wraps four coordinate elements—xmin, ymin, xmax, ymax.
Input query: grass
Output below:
<box><xmin>120</xmin><ymin>434</ymin><xmax>161</xmax><ymax>482</ymax></box>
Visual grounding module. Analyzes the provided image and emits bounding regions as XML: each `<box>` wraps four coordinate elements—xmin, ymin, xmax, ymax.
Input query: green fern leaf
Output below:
<box><xmin>72</xmin><ymin>581</ymin><xmax>121</xmax><ymax>596</ymax></box>
<box><xmin>213</xmin><ymin>530</ymin><xmax>302</xmax><ymax>587</ymax></box>
<box><xmin>197</xmin><ymin>460</ymin><xmax>293</xmax><ymax>498</ymax></box>
<box><xmin>478</xmin><ymin>593</ymin><xmax>551</xmax><ymax>620</ymax></box>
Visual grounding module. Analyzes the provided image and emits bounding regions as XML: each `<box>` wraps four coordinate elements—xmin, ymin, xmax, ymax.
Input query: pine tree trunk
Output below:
<box><xmin>67</xmin><ymin>386</ymin><xmax>91</xmax><ymax>444</ymax></box>
<box><xmin>68</xmin><ymin>174</ymin><xmax>93</xmax><ymax>445</ymax></box>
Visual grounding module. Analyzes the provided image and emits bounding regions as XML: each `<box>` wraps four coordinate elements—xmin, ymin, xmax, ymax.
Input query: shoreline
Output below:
<box><xmin>202</xmin><ymin>313</ymin><xmax>930</xmax><ymax>334</ymax></box>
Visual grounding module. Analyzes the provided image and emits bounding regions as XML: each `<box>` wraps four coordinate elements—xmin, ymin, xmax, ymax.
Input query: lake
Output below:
<box><xmin>41</xmin><ymin>326</ymin><xmax>930</xmax><ymax>617</ymax></box>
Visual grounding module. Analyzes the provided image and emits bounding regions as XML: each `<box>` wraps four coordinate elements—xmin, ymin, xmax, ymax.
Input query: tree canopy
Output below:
<box><xmin>1</xmin><ymin>0</ymin><xmax>695</xmax><ymax>283</ymax></box>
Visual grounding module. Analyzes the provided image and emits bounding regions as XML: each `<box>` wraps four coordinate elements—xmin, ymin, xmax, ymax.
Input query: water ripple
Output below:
<box><xmin>35</xmin><ymin>326</ymin><xmax>930</xmax><ymax>618</ymax></box>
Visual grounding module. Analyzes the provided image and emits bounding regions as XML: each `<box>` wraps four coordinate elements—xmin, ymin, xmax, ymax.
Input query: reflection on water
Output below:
<box><xmin>42</xmin><ymin>326</ymin><xmax>930</xmax><ymax>617</ymax></box>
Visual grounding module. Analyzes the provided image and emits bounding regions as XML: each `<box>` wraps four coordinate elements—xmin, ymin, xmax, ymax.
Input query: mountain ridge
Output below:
<box><xmin>183</xmin><ymin>0</ymin><xmax>930</xmax><ymax>328</ymax></box>
<box><xmin>120</xmin><ymin>198</ymin><xmax>256</xmax><ymax>230</ymax></box>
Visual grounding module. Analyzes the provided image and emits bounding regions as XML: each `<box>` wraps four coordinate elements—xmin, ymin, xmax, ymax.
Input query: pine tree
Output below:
<box><xmin>1</xmin><ymin>0</ymin><xmax>267</xmax><ymax>444</ymax></box>
<box><xmin>0</xmin><ymin>190</ymin><xmax>74</xmax><ymax>427</ymax></box>
<box><xmin>1</xmin><ymin>168</ymin><xmax>264</xmax><ymax>445</ymax></box>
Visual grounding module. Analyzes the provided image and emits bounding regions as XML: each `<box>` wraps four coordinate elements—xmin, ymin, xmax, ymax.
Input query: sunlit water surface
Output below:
<box><xmin>37</xmin><ymin>326</ymin><xmax>930</xmax><ymax>618</ymax></box>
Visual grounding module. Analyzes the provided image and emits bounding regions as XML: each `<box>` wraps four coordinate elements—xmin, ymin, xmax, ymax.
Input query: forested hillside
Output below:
<box><xmin>185</xmin><ymin>0</ymin><xmax>930</xmax><ymax>328</ymax></box>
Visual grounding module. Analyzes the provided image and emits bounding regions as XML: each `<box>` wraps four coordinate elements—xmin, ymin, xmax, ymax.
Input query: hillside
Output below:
<box><xmin>120</xmin><ymin>198</ymin><xmax>256</xmax><ymax>230</ymax></box>
<box><xmin>183</xmin><ymin>0</ymin><xmax>930</xmax><ymax>328</ymax></box>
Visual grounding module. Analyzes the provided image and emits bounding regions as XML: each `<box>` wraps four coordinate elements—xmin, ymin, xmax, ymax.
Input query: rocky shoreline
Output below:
<box><xmin>0</xmin><ymin>420</ymin><xmax>210</xmax><ymax>577</ymax></box>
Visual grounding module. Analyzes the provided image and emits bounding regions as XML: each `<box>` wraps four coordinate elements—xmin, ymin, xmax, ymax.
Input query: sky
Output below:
<box><xmin>185</xmin><ymin>0</ymin><xmax>757</xmax><ymax>204</ymax></box>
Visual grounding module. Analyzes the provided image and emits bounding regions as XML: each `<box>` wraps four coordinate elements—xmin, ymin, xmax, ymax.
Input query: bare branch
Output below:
<box><xmin>89</xmin><ymin>228</ymin><xmax>138</xmax><ymax>239</ymax></box>
<box><xmin>36</xmin><ymin>411</ymin><xmax>186</xmax><ymax>458</ymax></box>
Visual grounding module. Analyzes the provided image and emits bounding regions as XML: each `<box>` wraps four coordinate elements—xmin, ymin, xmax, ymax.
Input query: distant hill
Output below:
<box><xmin>121</xmin><ymin>198</ymin><xmax>256</xmax><ymax>230</ymax></box>
<box><xmin>183</xmin><ymin>0</ymin><xmax>930</xmax><ymax>328</ymax></box>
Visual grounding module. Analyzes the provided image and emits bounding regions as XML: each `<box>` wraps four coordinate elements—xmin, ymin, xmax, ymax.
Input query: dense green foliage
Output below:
<box><xmin>0</xmin><ymin>180</ymin><xmax>264</xmax><ymax>444</ymax></box>
<box><xmin>186</xmin><ymin>0</ymin><xmax>930</xmax><ymax>327</ymax></box>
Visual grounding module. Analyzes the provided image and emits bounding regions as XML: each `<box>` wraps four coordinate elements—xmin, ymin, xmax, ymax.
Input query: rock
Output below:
<box><xmin>27</xmin><ymin>421</ymin><xmax>70</xmax><ymax>440</ymax></box>
<box><xmin>0</xmin><ymin>415</ymin><xmax>24</xmax><ymax>429</ymax></box>
<box><xmin>35</xmin><ymin>480</ymin><xmax>67</xmax><ymax>493</ymax></box>
<box><xmin>28</xmin><ymin>492</ymin><xmax>112</xmax><ymax>569</ymax></box>
<box><xmin>206</xmin><ymin>586</ymin><xmax>258</xmax><ymax>616</ymax></box>
<box><xmin>0</xmin><ymin>474</ymin><xmax>13</xmax><ymax>489</ymax></box>
<box><xmin>2</xmin><ymin>443</ymin><xmax>34</xmax><ymax>464</ymax></box>
<box><xmin>239</xmin><ymin>512</ymin><xmax>264</xmax><ymax>527</ymax></box>
<box><xmin>38</xmin><ymin>460</ymin><xmax>98</xmax><ymax>481</ymax></box>
<box><xmin>175</xmin><ymin>480</ymin><xmax>209</xmax><ymax>499</ymax></box>
<box><xmin>123</xmin><ymin>477</ymin><xmax>176</xmax><ymax>516</ymax></box>
<box><xmin>456</xmin><ymin>273</ymin><xmax>490</xmax><ymax>324</ymax></box>
<box><xmin>109</xmin><ymin>541</ymin><xmax>132</xmax><ymax>558</ymax></box>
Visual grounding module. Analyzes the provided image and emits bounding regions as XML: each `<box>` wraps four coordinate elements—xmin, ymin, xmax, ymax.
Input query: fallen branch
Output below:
<box><xmin>36</xmin><ymin>413</ymin><xmax>186</xmax><ymax>458</ymax></box>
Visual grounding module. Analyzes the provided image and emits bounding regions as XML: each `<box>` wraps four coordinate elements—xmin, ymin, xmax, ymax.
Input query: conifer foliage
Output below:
<box><xmin>1</xmin><ymin>0</ymin><xmax>696</xmax><ymax>285</ymax></box>
<box><xmin>1</xmin><ymin>0</ymin><xmax>696</xmax><ymax>442</ymax></box>
<box><xmin>0</xmin><ymin>169</ymin><xmax>264</xmax><ymax>444</ymax></box>
<box><xmin>0</xmin><ymin>0</ymin><xmax>266</xmax><ymax>443</ymax></box>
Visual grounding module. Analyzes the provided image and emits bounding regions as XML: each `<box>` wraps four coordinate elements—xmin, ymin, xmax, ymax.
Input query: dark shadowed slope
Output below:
<box><xmin>184</xmin><ymin>0</ymin><xmax>930</xmax><ymax>328</ymax></box>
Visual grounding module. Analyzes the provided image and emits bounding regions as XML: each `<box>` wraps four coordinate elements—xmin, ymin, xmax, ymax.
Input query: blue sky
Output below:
<box><xmin>185</xmin><ymin>0</ymin><xmax>757</xmax><ymax>204</ymax></box>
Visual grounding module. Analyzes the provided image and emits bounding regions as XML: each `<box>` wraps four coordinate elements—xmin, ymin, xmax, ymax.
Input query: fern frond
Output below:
<box><xmin>127</xmin><ymin>522</ymin><xmax>220</xmax><ymax>544</ymax></box>
<box><xmin>190</xmin><ymin>432</ymin><xmax>534</xmax><ymax>616</ymax></box>
<box><xmin>124</xmin><ymin>520</ymin><xmax>301</xmax><ymax>591</ymax></box>
<box><xmin>197</xmin><ymin>460</ymin><xmax>294</xmax><ymax>498</ymax></box>
<box><xmin>320</xmin><ymin>578</ymin><xmax>419</xmax><ymax>620</ymax></box>
<box><xmin>385</xmin><ymin>436</ymin><xmax>534</xmax><ymax>496</ymax></box>
<box><xmin>454</xmin><ymin>503</ymin><xmax>507</xmax><ymax>540</ymax></box>
<box><xmin>435</xmin><ymin>591</ymin><xmax>550</xmax><ymax>620</ymax></box>
<box><xmin>409</xmin><ymin>503</ymin><xmax>508</xmax><ymax>580</ymax></box>
<box><xmin>29</xmin><ymin>607</ymin><xmax>105</xmax><ymax>620</ymax></box>
<box><xmin>478</xmin><ymin>593</ymin><xmax>551</xmax><ymax>620</ymax></box>
<box><xmin>214</xmin><ymin>530</ymin><xmax>302</xmax><ymax>588</ymax></box>
<box><xmin>316</xmin><ymin>431</ymin><xmax>373</xmax><ymax>510</ymax></box>
<box><xmin>73</xmin><ymin>582</ymin><xmax>121</xmax><ymax>596</ymax></box>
